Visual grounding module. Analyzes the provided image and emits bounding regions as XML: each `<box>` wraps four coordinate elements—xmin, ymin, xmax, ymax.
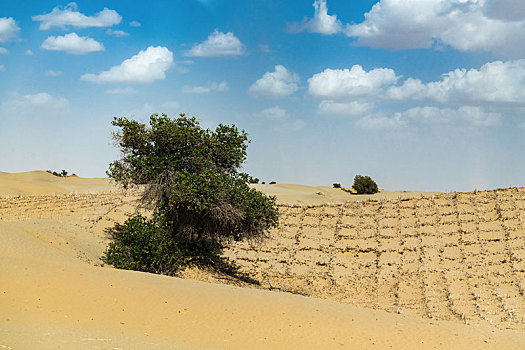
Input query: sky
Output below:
<box><xmin>1</xmin><ymin>0</ymin><xmax>525</xmax><ymax>191</ymax></box>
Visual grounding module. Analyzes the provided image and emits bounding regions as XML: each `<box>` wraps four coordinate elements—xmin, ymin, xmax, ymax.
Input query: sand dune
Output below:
<box><xmin>1</xmin><ymin>172</ymin><xmax>525</xmax><ymax>349</ymax></box>
<box><xmin>251</xmin><ymin>183</ymin><xmax>438</xmax><ymax>205</ymax></box>
<box><xmin>0</xmin><ymin>171</ymin><xmax>117</xmax><ymax>196</ymax></box>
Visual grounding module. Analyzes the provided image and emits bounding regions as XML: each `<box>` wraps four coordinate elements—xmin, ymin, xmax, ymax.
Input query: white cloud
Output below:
<box><xmin>184</xmin><ymin>30</ymin><xmax>244</xmax><ymax>57</ymax></box>
<box><xmin>0</xmin><ymin>17</ymin><xmax>20</xmax><ymax>42</ymax></box>
<box><xmin>129</xmin><ymin>21</ymin><xmax>141</xmax><ymax>27</ymax></box>
<box><xmin>2</xmin><ymin>92</ymin><xmax>68</xmax><ymax>112</ymax></box>
<box><xmin>386</xmin><ymin>78</ymin><xmax>426</xmax><ymax>100</ymax></box>
<box><xmin>317</xmin><ymin>100</ymin><xmax>372</xmax><ymax>117</ymax></box>
<box><xmin>0</xmin><ymin>65</ymin><xmax>4</xmax><ymax>72</ymax></box>
<box><xmin>106</xmin><ymin>29</ymin><xmax>129</xmax><ymax>37</ymax></box>
<box><xmin>308</xmin><ymin>65</ymin><xmax>399</xmax><ymax>99</ymax></box>
<box><xmin>25</xmin><ymin>50</ymin><xmax>33</xmax><ymax>55</ymax></box>
<box><xmin>23</xmin><ymin>92</ymin><xmax>68</xmax><ymax>108</ymax></box>
<box><xmin>288</xmin><ymin>0</ymin><xmax>343</xmax><ymax>35</ymax></box>
<box><xmin>260</xmin><ymin>106</ymin><xmax>287</xmax><ymax>120</ymax></box>
<box><xmin>105</xmin><ymin>87</ymin><xmax>137</xmax><ymax>94</ymax></box>
<box><xmin>45</xmin><ymin>70</ymin><xmax>62</xmax><ymax>77</ymax></box>
<box><xmin>357</xmin><ymin>106</ymin><xmax>501</xmax><ymax>129</ymax></box>
<box><xmin>388</xmin><ymin>60</ymin><xmax>525</xmax><ymax>107</ymax></box>
<box><xmin>0</xmin><ymin>47</ymin><xmax>7</xmax><ymax>54</ymax></box>
<box><xmin>81</xmin><ymin>46</ymin><xmax>173</xmax><ymax>83</ymax></box>
<box><xmin>182</xmin><ymin>81</ymin><xmax>228</xmax><ymax>93</ymax></box>
<box><xmin>346</xmin><ymin>0</ymin><xmax>525</xmax><ymax>56</ymax></box>
<box><xmin>41</xmin><ymin>33</ymin><xmax>104</xmax><ymax>54</ymax></box>
<box><xmin>249</xmin><ymin>65</ymin><xmax>300</xmax><ymax>98</ymax></box>
<box><xmin>394</xmin><ymin>106</ymin><xmax>501</xmax><ymax>127</ymax></box>
<box><xmin>32</xmin><ymin>3</ymin><xmax>121</xmax><ymax>30</ymax></box>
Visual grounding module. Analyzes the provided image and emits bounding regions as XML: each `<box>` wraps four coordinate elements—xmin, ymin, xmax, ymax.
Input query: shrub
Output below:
<box><xmin>104</xmin><ymin>214</ymin><xmax>184</xmax><ymax>275</ymax></box>
<box><xmin>269</xmin><ymin>181</ymin><xmax>276</xmax><ymax>184</ymax></box>
<box><xmin>249</xmin><ymin>177</ymin><xmax>259</xmax><ymax>184</ymax></box>
<box><xmin>46</xmin><ymin>169</ymin><xmax>69</xmax><ymax>177</ymax></box>
<box><xmin>105</xmin><ymin>113</ymin><xmax>279</xmax><ymax>274</ymax></box>
<box><xmin>333</xmin><ymin>183</ymin><xmax>341</xmax><ymax>188</ymax></box>
<box><xmin>352</xmin><ymin>175</ymin><xmax>379</xmax><ymax>194</ymax></box>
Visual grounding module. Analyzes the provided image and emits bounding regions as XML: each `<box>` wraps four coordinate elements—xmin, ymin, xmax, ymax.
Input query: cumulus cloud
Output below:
<box><xmin>184</xmin><ymin>30</ymin><xmax>244</xmax><ymax>57</ymax></box>
<box><xmin>182</xmin><ymin>81</ymin><xmax>228</xmax><ymax>93</ymax></box>
<box><xmin>249</xmin><ymin>65</ymin><xmax>300</xmax><ymax>98</ymax></box>
<box><xmin>41</xmin><ymin>33</ymin><xmax>104</xmax><ymax>54</ymax></box>
<box><xmin>0</xmin><ymin>65</ymin><xmax>4</xmax><ymax>72</ymax></box>
<box><xmin>317</xmin><ymin>100</ymin><xmax>373</xmax><ymax>117</ymax></box>
<box><xmin>0</xmin><ymin>17</ymin><xmax>20</xmax><ymax>42</ymax></box>
<box><xmin>308</xmin><ymin>60</ymin><xmax>523</xmax><ymax>127</ymax></box>
<box><xmin>32</xmin><ymin>3</ymin><xmax>121</xmax><ymax>30</ymax></box>
<box><xmin>106</xmin><ymin>29</ymin><xmax>128</xmax><ymax>37</ymax></box>
<box><xmin>25</xmin><ymin>50</ymin><xmax>33</xmax><ymax>55</ymax></box>
<box><xmin>81</xmin><ymin>46</ymin><xmax>173</xmax><ymax>83</ymax></box>
<box><xmin>309</xmin><ymin>60</ymin><xmax>525</xmax><ymax>109</ymax></box>
<box><xmin>129</xmin><ymin>21</ymin><xmax>141</xmax><ymax>27</ymax></box>
<box><xmin>356</xmin><ymin>106</ymin><xmax>500</xmax><ymax>129</ymax></box>
<box><xmin>0</xmin><ymin>47</ymin><xmax>7</xmax><ymax>54</ymax></box>
<box><xmin>346</xmin><ymin>0</ymin><xmax>525</xmax><ymax>56</ymax></box>
<box><xmin>388</xmin><ymin>60</ymin><xmax>525</xmax><ymax>107</ymax></box>
<box><xmin>308</xmin><ymin>65</ymin><xmax>398</xmax><ymax>99</ymax></box>
<box><xmin>288</xmin><ymin>0</ymin><xmax>343</xmax><ymax>35</ymax></box>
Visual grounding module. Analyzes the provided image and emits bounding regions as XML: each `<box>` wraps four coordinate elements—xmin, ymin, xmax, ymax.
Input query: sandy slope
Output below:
<box><xmin>221</xmin><ymin>189</ymin><xmax>525</xmax><ymax>332</ymax></box>
<box><xmin>0</xmin><ymin>171</ymin><xmax>116</xmax><ymax>196</ymax></box>
<box><xmin>251</xmin><ymin>183</ymin><xmax>438</xmax><ymax>204</ymax></box>
<box><xmin>1</xmin><ymin>171</ymin><xmax>525</xmax><ymax>349</ymax></box>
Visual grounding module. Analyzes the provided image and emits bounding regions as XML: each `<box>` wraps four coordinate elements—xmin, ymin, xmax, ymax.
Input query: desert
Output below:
<box><xmin>4</xmin><ymin>1</ymin><xmax>525</xmax><ymax>349</ymax></box>
<box><xmin>1</xmin><ymin>171</ymin><xmax>525</xmax><ymax>349</ymax></box>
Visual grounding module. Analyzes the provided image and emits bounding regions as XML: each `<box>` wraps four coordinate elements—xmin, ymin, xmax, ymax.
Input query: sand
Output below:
<box><xmin>1</xmin><ymin>171</ymin><xmax>525</xmax><ymax>349</ymax></box>
<box><xmin>251</xmin><ymin>183</ymin><xmax>439</xmax><ymax>205</ymax></box>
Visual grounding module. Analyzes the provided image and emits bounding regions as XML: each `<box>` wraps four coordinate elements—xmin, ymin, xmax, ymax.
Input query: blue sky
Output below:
<box><xmin>1</xmin><ymin>0</ymin><xmax>525</xmax><ymax>191</ymax></box>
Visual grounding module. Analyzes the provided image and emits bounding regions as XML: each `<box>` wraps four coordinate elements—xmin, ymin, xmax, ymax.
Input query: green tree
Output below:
<box><xmin>104</xmin><ymin>113</ymin><xmax>279</xmax><ymax>275</ymax></box>
<box><xmin>352</xmin><ymin>175</ymin><xmax>379</xmax><ymax>194</ymax></box>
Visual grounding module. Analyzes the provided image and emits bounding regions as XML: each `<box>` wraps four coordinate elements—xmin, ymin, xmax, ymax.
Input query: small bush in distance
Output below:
<box><xmin>333</xmin><ymin>183</ymin><xmax>341</xmax><ymax>188</ymax></box>
<box><xmin>269</xmin><ymin>181</ymin><xmax>276</xmax><ymax>184</ymax></box>
<box><xmin>249</xmin><ymin>177</ymin><xmax>259</xmax><ymax>184</ymax></box>
<box><xmin>352</xmin><ymin>175</ymin><xmax>378</xmax><ymax>194</ymax></box>
<box><xmin>46</xmin><ymin>169</ymin><xmax>69</xmax><ymax>177</ymax></box>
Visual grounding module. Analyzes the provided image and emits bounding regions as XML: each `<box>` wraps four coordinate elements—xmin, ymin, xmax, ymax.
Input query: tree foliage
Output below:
<box><xmin>352</xmin><ymin>175</ymin><xmax>379</xmax><ymax>194</ymax></box>
<box><xmin>104</xmin><ymin>113</ymin><xmax>279</xmax><ymax>274</ymax></box>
